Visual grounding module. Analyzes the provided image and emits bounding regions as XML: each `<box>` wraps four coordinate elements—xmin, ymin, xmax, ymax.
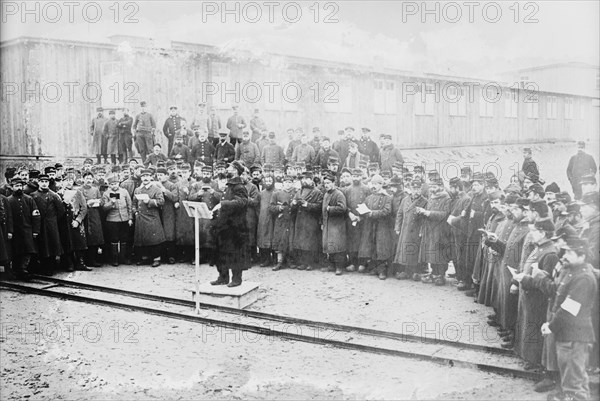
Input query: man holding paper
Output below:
<box><xmin>133</xmin><ymin>169</ymin><xmax>165</xmax><ymax>267</ymax></box>
<box><xmin>542</xmin><ymin>237</ymin><xmax>597</xmax><ymax>401</ymax></box>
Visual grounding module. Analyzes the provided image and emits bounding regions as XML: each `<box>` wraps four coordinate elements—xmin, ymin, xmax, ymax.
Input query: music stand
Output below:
<box><xmin>182</xmin><ymin>200</ymin><xmax>213</xmax><ymax>314</ymax></box>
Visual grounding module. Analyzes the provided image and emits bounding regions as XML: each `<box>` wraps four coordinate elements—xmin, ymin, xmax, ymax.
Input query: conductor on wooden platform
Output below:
<box><xmin>212</xmin><ymin>160</ymin><xmax>249</xmax><ymax>287</ymax></box>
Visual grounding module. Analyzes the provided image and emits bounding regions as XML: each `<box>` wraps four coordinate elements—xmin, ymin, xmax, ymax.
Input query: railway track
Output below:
<box><xmin>0</xmin><ymin>276</ymin><xmax>542</xmax><ymax>381</ymax></box>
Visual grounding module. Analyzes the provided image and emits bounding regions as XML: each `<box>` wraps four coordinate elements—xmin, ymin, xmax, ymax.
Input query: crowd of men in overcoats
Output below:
<box><xmin>1</xmin><ymin>101</ymin><xmax>599</xmax><ymax>401</ymax></box>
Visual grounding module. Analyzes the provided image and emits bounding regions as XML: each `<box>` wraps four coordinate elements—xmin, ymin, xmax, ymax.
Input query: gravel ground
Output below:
<box><xmin>1</xmin><ymin>290</ymin><xmax>548</xmax><ymax>400</ymax></box>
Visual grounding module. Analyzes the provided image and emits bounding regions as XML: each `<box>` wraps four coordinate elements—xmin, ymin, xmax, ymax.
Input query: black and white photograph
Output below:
<box><xmin>1</xmin><ymin>1</ymin><xmax>599</xmax><ymax>400</ymax></box>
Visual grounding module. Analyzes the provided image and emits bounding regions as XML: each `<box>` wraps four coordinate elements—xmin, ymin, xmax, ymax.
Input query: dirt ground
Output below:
<box><xmin>1</xmin><ymin>289</ymin><xmax>549</xmax><ymax>401</ymax></box>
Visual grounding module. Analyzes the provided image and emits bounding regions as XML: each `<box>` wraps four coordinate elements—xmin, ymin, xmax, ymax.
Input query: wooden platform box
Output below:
<box><xmin>191</xmin><ymin>282</ymin><xmax>260</xmax><ymax>309</ymax></box>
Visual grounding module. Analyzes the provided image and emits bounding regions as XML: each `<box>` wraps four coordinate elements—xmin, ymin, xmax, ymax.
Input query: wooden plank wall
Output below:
<box><xmin>0</xmin><ymin>38</ymin><xmax>596</xmax><ymax>159</ymax></box>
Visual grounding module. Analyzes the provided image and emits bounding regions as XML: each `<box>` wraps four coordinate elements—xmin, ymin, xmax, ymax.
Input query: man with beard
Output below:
<box><xmin>460</xmin><ymin>167</ymin><xmax>473</xmax><ymax>193</ymax></box>
<box><xmin>213</xmin><ymin>161</ymin><xmax>228</xmax><ymax>192</ymax></box>
<box><xmin>542</xmin><ymin>237</ymin><xmax>597</xmax><ymax>401</ymax></box>
<box><xmin>358</xmin><ymin>174</ymin><xmax>393</xmax><ymax>279</ymax></box>
<box><xmin>44</xmin><ymin>166</ymin><xmax>58</xmax><ymax>192</ymax></box>
<box><xmin>1</xmin><ymin>167</ymin><xmax>16</xmax><ymax>196</ymax></box>
<box><xmin>250</xmin><ymin>165</ymin><xmax>262</xmax><ymax>189</ymax></box>
<box><xmin>104</xmin><ymin>110</ymin><xmax>119</xmax><ymax>165</ymax></box>
<box><xmin>24</xmin><ymin>169</ymin><xmax>40</xmax><ymax>195</ymax></box>
<box><xmin>31</xmin><ymin>174</ymin><xmax>65</xmax><ymax>275</ymax></box>
<box><xmin>315</xmin><ymin>137</ymin><xmax>339</xmax><ymax>170</ymax></box>
<box><xmin>80</xmin><ymin>171</ymin><xmax>105</xmax><ymax>267</ymax></box>
<box><xmin>343</xmin><ymin>168</ymin><xmax>371</xmax><ymax>273</ymax></box>
<box><xmin>394</xmin><ymin>179</ymin><xmax>428</xmax><ymax>281</ymax></box>
<box><xmin>321</xmin><ymin>172</ymin><xmax>348</xmax><ymax>275</ymax></box>
<box><xmin>291</xmin><ymin>171</ymin><xmax>323</xmax><ymax>271</ymax></box>
<box><xmin>117</xmin><ymin>108</ymin><xmax>133</xmax><ymax>164</ymax></box>
<box><xmin>6</xmin><ymin>178</ymin><xmax>41</xmax><ymax>279</ymax></box>
<box><xmin>270</xmin><ymin>175</ymin><xmax>296</xmax><ymax>271</ymax></box>
<box><xmin>156</xmin><ymin>167</ymin><xmax>179</xmax><ymax>264</ymax></box>
<box><xmin>257</xmin><ymin>174</ymin><xmax>276</xmax><ymax>267</ymax></box>
<box><xmin>457</xmin><ymin>172</ymin><xmax>488</xmax><ymax>291</ymax></box>
<box><xmin>101</xmin><ymin>174</ymin><xmax>133</xmax><ymax>266</ymax></box>
<box><xmin>212</xmin><ymin>161</ymin><xmax>249</xmax><ymax>287</ymax></box>
<box><xmin>416</xmin><ymin>177</ymin><xmax>452</xmax><ymax>286</ymax></box>
<box><xmin>236</xmin><ymin>131</ymin><xmax>261</xmax><ymax>168</ymax></box>
<box><xmin>388</xmin><ymin>176</ymin><xmax>408</xmax><ymax>279</ymax></box>
<box><xmin>170</xmin><ymin>134</ymin><xmax>192</xmax><ymax>164</ymax></box>
<box><xmin>133</xmin><ymin>169</ymin><xmax>165</xmax><ymax>267</ymax></box>
<box><xmin>548</xmin><ymin>192</ymin><xmax>572</xmax><ymax>230</ymax></box>
<box><xmin>215</xmin><ymin>131</ymin><xmax>236</xmax><ymax>165</ymax></box>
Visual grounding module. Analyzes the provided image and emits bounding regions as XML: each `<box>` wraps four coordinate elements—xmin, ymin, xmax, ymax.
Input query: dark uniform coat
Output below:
<box><xmin>359</xmin><ymin>191</ymin><xmax>393</xmax><ymax>261</ymax></box>
<box><xmin>291</xmin><ymin>185</ymin><xmax>323</xmax><ymax>253</ymax></box>
<box><xmin>380</xmin><ymin>144</ymin><xmax>403</xmax><ymax>174</ymax></box>
<box><xmin>257</xmin><ymin>187</ymin><xmax>276</xmax><ymax>249</ymax></box>
<box><xmin>394</xmin><ymin>194</ymin><xmax>427</xmax><ymax>266</ymax></box>
<box><xmin>6</xmin><ymin>192</ymin><xmax>41</xmax><ymax>255</ymax></box>
<box><xmin>214</xmin><ymin>177</ymin><xmax>249</xmax><ymax>270</ymax></box>
<box><xmin>159</xmin><ymin>179</ymin><xmax>179</xmax><ymax>242</ymax></box>
<box><xmin>214</xmin><ymin>141</ymin><xmax>236</xmax><ymax>164</ymax></box>
<box><xmin>357</xmin><ymin>137</ymin><xmax>380</xmax><ymax>163</ymax></box>
<box><xmin>342</xmin><ymin>183</ymin><xmax>370</xmax><ymax>252</ymax></box>
<box><xmin>389</xmin><ymin>190</ymin><xmax>408</xmax><ymax>263</ymax></box>
<box><xmin>31</xmin><ymin>188</ymin><xmax>65</xmax><ymax>258</ymax></box>
<box><xmin>269</xmin><ymin>188</ymin><xmax>296</xmax><ymax>253</ymax></box>
<box><xmin>418</xmin><ymin>191</ymin><xmax>452</xmax><ymax>264</ymax></box>
<box><xmin>245</xmin><ymin>181</ymin><xmax>260</xmax><ymax>248</ymax></box>
<box><xmin>514</xmin><ymin>239</ymin><xmax>558</xmax><ymax>365</ymax></box>
<box><xmin>80</xmin><ymin>185</ymin><xmax>105</xmax><ymax>247</ymax></box>
<box><xmin>321</xmin><ymin>188</ymin><xmax>347</xmax><ymax>254</ymax></box>
<box><xmin>174</xmin><ymin>180</ymin><xmax>195</xmax><ymax>246</ymax></box>
<box><xmin>90</xmin><ymin>116</ymin><xmax>107</xmax><ymax>154</ymax></box>
<box><xmin>59</xmin><ymin>189</ymin><xmax>88</xmax><ymax>252</ymax></box>
<box><xmin>0</xmin><ymin>194</ymin><xmax>12</xmax><ymax>263</ymax></box>
<box><xmin>478</xmin><ymin>216</ymin><xmax>512</xmax><ymax>306</ymax></box>
<box><xmin>103</xmin><ymin>117</ymin><xmax>119</xmax><ymax>155</ymax></box>
<box><xmin>133</xmin><ymin>183</ymin><xmax>166</xmax><ymax>246</ymax></box>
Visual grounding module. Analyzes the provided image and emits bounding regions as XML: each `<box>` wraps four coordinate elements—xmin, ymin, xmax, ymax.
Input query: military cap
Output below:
<box><xmin>11</xmin><ymin>177</ymin><xmax>26</xmax><ymax>185</ymax></box>
<box><xmin>389</xmin><ymin>177</ymin><xmax>403</xmax><ymax>187</ymax></box>
<box><xmin>166</xmin><ymin>160</ymin><xmax>177</xmax><ymax>169</ymax></box>
<box><xmin>83</xmin><ymin>157</ymin><xmax>94</xmax><ymax>165</ymax></box>
<box><xmin>351</xmin><ymin>168</ymin><xmax>363</xmax><ymax>176</ymax></box>
<box><xmin>370</xmin><ymin>175</ymin><xmax>384</xmax><ymax>185</ymax></box>
<box><xmin>515</xmin><ymin>198</ymin><xmax>530</xmax><ymax>208</ymax></box>
<box><xmin>381</xmin><ymin>171</ymin><xmax>392</xmax><ymax>179</ymax></box>
<box><xmin>93</xmin><ymin>166</ymin><xmax>106</xmax><ymax>173</ymax></box>
<box><xmin>174</xmin><ymin>133</ymin><xmax>183</xmax><ymax>140</ymax></box>
<box><xmin>321</xmin><ymin>136</ymin><xmax>331</xmax><ymax>142</ymax></box>
<box><xmin>344</xmin><ymin>126</ymin><xmax>355</xmax><ymax>132</ymax></box>
<box><xmin>428</xmin><ymin>170</ymin><xmax>440</xmax><ymax>178</ymax></box>
<box><xmin>282</xmin><ymin>175</ymin><xmax>294</xmax><ymax>182</ymax></box>
<box><xmin>485</xmin><ymin>178</ymin><xmax>499</xmax><ymax>188</ymax></box>
<box><xmin>561</xmin><ymin>237</ymin><xmax>588</xmax><ymax>253</ymax></box>
<box><xmin>551</xmin><ymin>225</ymin><xmax>579</xmax><ymax>241</ymax></box>
<box><xmin>578</xmin><ymin>191</ymin><xmax>599</xmax><ymax>208</ymax></box>
<box><xmin>527</xmin><ymin>183</ymin><xmax>545</xmax><ymax>197</ymax></box>
<box><xmin>337</xmin><ymin>130</ymin><xmax>345</xmax><ymax>135</ymax></box>
<box><xmin>403</xmin><ymin>172</ymin><xmax>414</xmax><ymax>179</ymax></box>
<box><xmin>218</xmin><ymin>130</ymin><xmax>229</xmax><ymax>137</ymax></box>
<box><xmin>303</xmin><ymin>171</ymin><xmax>314</xmax><ymax>179</ymax></box>
<box><xmin>358</xmin><ymin>160</ymin><xmax>369</xmax><ymax>168</ymax></box>
<box><xmin>107</xmin><ymin>174</ymin><xmax>119</xmax><ymax>184</ymax></box>
<box><xmin>368</xmin><ymin>163</ymin><xmax>380</xmax><ymax>170</ymax></box>
<box><xmin>295</xmin><ymin>162</ymin><xmax>306</xmax><ymax>171</ymax></box>
<box><xmin>273</xmin><ymin>164</ymin><xmax>285</xmax><ymax>173</ymax></box>
<box><xmin>472</xmin><ymin>172</ymin><xmax>485</xmax><ymax>183</ymax></box>
<box><xmin>327</xmin><ymin>156</ymin><xmax>340</xmax><ymax>164</ymax></box>
<box><xmin>392</xmin><ymin>161</ymin><xmax>403</xmax><ymax>170</ymax></box>
<box><xmin>263</xmin><ymin>163</ymin><xmax>274</xmax><ymax>172</ymax></box>
<box><xmin>534</xmin><ymin>219</ymin><xmax>555</xmax><ymax>233</ymax></box>
<box><xmin>38</xmin><ymin>174</ymin><xmax>50</xmax><ymax>182</ymax></box>
<box><xmin>504</xmin><ymin>183</ymin><xmax>522</xmax><ymax>194</ymax></box>
<box><xmin>110</xmin><ymin>165</ymin><xmax>121</xmax><ymax>174</ymax></box>
<box><xmin>140</xmin><ymin>101</ymin><xmax>147</xmax><ymax>107</ymax></box>
<box><xmin>108</xmin><ymin>110</ymin><xmax>116</xmax><ymax>115</ymax></box>
<box><xmin>44</xmin><ymin>166</ymin><xmax>56</xmax><ymax>174</ymax></box>
<box><xmin>169</xmin><ymin>105</ymin><xmax>178</xmax><ymax>110</ymax></box>
<box><xmin>4</xmin><ymin>167</ymin><xmax>16</xmax><ymax>179</ymax></box>
<box><xmin>545</xmin><ymin>182</ymin><xmax>560</xmax><ymax>194</ymax></box>
<box><xmin>523</xmin><ymin>147</ymin><xmax>532</xmax><ymax>153</ymax></box>
<box><xmin>232</xmin><ymin>105</ymin><xmax>239</xmax><ymax>110</ymax></box>
<box><xmin>322</xmin><ymin>172</ymin><xmax>336</xmax><ymax>182</ymax></box>
<box><xmin>82</xmin><ymin>171</ymin><xmax>94</xmax><ymax>178</ymax></box>
<box><xmin>268</xmin><ymin>131</ymin><xmax>276</xmax><ymax>138</ymax></box>
<box><xmin>340</xmin><ymin>167</ymin><xmax>352</xmax><ymax>175</ymax></box>
<box><xmin>461</xmin><ymin>166</ymin><xmax>472</xmax><ymax>173</ymax></box>
<box><xmin>530</xmin><ymin>200</ymin><xmax>549</xmax><ymax>217</ymax></box>
<box><xmin>54</xmin><ymin>163</ymin><xmax>63</xmax><ymax>169</ymax></box>
<box><xmin>348</xmin><ymin>140</ymin><xmax>358</xmax><ymax>148</ymax></box>
<box><xmin>449</xmin><ymin>177</ymin><xmax>462</xmax><ymax>187</ymax></box>
<box><xmin>201</xmin><ymin>165</ymin><xmax>213</xmax><ymax>173</ymax></box>
<box><xmin>129</xmin><ymin>158</ymin><xmax>139</xmax><ymax>164</ymax></box>
<box><xmin>250</xmin><ymin>164</ymin><xmax>262</xmax><ymax>173</ymax></box>
<box><xmin>428</xmin><ymin>177</ymin><xmax>444</xmax><ymax>186</ymax></box>
<box><xmin>579</xmin><ymin>174</ymin><xmax>597</xmax><ymax>185</ymax></box>
<box><xmin>180</xmin><ymin>163</ymin><xmax>191</xmax><ymax>171</ymax></box>
<box><xmin>413</xmin><ymin>165</ymin><xmax>424</xmax><ymax>173</ymax></box>
<box><xmin>155</xmin><ymin>168</ymin><xmax>167</xmax><ymax>175</ymax></box>
<box><xmin>380</xmin><ymin>134</ymin><xmax>392</xmax><ymax>140</ymax></box>
<box><xmin>29</xmin><ymin>169</ymin><xmax>40</xmax><ymax>179</ymax></box>
<box><xmin>505</xmin><ymin>193</ymin><xmax>519</xmax><ymax>205</ymax></box>
<box><xmin>577</xmin><ymin>140</ymin><xmax>586</xmax><ymax>147</ymax></box>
